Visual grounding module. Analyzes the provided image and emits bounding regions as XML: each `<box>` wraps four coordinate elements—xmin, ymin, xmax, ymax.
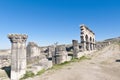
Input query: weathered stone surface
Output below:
<box><xmin>47</xmin><ymin>46</ymin><xmax>55</xmax><ymax>58</ymax></box>
<box><xmin>27</xmin><ymin>42</ymin><xmax>41</xmax><ymax>64</ymax></box>
<box><xmin>8</xmin><ymin>34</ymin><xmax>28</xmax><ymax>80</ymax></box>
<box><xmin>55</xmin><ymin>45</ymin><xmax>68</xmax><ymax>64</ymax></box>
<box><xmin>26</xmin><ymin>43</ymin><xmax>53</xmax><ymax>74</ymax></box>
<box><xmin>0</xmin><ymin>55</ymin><xmax>10</xmax><ymax>68</ymax></box>
<box><xmin>38</xmin><ymin>58</ymin><xmax>53</xmax><ymax>69</ymax></box>
<box><xmin>80</xmin><ymin>24</ymin><xmax>95</xmax><ymax>51</ymax></box>
<box><xmin>72</xmin><ymin>40</ymin><xmax>79</xmax><ymax>58</ymax></box>
<box><xmin>96</xmin><ymin>41</ymin><xmax>110</xmax><ymax>50</ymax></box>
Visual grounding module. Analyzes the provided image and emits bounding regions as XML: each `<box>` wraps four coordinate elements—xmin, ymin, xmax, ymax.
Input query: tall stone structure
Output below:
<box><xmin>72</xmin><ymin>40</ymin><xmax>79</xmax><ymax>58</ymax></box>
<box><xmin>8</xmin><ymin>34</ymin><xmax>28</xmax><ymax>80</ymax></box>
<box><xmin>80</xmin><ymin>24</ymin><xmax>95</xmax><ymax>51</ymax></box>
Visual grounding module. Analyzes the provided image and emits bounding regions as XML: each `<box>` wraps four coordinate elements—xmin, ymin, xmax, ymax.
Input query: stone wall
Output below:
<box><xmin>27</xmin><ymin>42</ymin><xmax>41</xmax><ymax>64</ymax></box>
<box><xmin>0</xmin><ymin>55</ymin><xmax>10</xmax><ymax>68</ymax></box>
<box><xmin>96</xmin><ymin>41</ymin><xmax>110</xmax><ymax>50</ymax></box>
<box><xmin>47</xmin><ymin>46</ymin><xmax>55</xmax><ymax>59</ymax></box>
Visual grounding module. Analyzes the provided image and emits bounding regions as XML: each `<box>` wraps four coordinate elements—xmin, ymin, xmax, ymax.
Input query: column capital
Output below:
<box><xmin>8</xmin><ymin>34</ymin><xmax>28</xmax><ymax>43</ymax></box>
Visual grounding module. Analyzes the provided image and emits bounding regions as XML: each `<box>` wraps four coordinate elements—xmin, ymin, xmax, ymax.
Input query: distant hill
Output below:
<box><xmin>104</xmin><ymin>37</ymin><xmax>120</xmax><ymax>43</ymax></box>
<box><xmin>0</xmin><ymin>49</ymin><xmax>11</xmax><ymax>55</ymax></box>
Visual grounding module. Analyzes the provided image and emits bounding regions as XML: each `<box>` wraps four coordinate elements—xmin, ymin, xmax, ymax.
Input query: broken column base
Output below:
<box><xmin>55</xmin><ymin>53</ymin><xmax>68</xmax><ymax>64</ymax></box>
<box><xmin>73</xmin><ymin>52</ymin><xmax>84</xmax><ymax>59</ymax></box>
<box><xmin>27</xmin><ymin>59</ymin><xmax>53</xmax><ymax>75</ymax></box>
<box><xmin>11</xmin><ymin>70</ymin><xmax>26</xmax><ymax>80</ymax></box>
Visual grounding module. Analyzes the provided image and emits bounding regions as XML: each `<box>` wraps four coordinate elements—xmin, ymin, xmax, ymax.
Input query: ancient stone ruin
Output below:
<box><xmin>26</xmin><ymin>42</ymin><xmax>53</xmax><ymax>74</ymax></box>
<box><xmin>8</xmin><ymin>34</ymin><xmax>28</xmax><ymax>80</ymax></box>
<box><xmin>72</xmin><ymin>40</ymin><xmax>79</xmax><ymax>58</ymax></box>
<box><xmin>96</xmin><ymin>41</ymin><xmax>110</xmax><ymax>50</ymax></box>
<box><xmin>54</xmin><ymin>45</ymin><xmax>68</xmax><ymax>64</ymax></box>
<box><xmin>80</xmin><ymin>24</ymin><xmax>95</xmax><ymax>51</ymax></box>
<box><xmin>26</xmin><ymin>42</ymin><xmax>41</xmax><ymax>64</ymax></box>
<box><xmin>0</xmin><ymin>24</ymin><xmax>111</xmax><ymax>80</ymax></box>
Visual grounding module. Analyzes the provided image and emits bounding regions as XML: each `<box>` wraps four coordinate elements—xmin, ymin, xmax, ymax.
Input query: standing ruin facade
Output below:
<box><xmin>8</xmin><ymin>34</ymin><xmax>28</xmax><ymax>80</ymax></box>
<box><xmin>80</xmin><ymin>24</ymin><xmax>95</xmax><ymax>51</ymax></box>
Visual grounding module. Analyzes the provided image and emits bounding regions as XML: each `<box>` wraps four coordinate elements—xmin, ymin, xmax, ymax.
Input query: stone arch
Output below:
<box><xmin>80</xmin><ymin>24</ymin><xmax>95</xmax><ymax>51</ymax></box>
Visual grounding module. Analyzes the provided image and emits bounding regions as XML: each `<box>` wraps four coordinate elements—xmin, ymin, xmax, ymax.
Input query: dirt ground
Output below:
<box><xmin>27</xmin><ymin>43</ymin><xmax>120</xmax><ymax>80</ymax></box>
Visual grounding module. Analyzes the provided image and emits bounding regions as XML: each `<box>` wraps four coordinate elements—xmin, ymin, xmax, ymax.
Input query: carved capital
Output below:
<box><xmin>8</xmin><ymin>34</ymin><xmax>28</xmax><ymax>43</ymax></box>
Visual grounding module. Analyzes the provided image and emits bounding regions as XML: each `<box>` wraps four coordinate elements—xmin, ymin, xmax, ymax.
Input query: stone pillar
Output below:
<box><xmin>89</xmin><ymin>43</ymin><xmax>92</xmax><ymax>50</ymax></box>
<box><xmin>88</xmin><ymin>42</ymin><xmax>91</xmax><ymax>51</ymax></box>
<box><xmin>8</xmin><ymin>34</ymin><xmax>28</xmax><ymax>80</ymax></box>
<box><xmin>72</xmin><ymin>40</ymin><xmax>79</xmax><ymax>58</ymax></box>
<box><xmin>81</xmin><ymin>35</ymin><xmax>86</xmax><ymax>51</ymax></box>
<box><xmin>81</xmin><ymin>41</ymin><xmax>86</xmax><ymax>51</ymax></box>
<box><xmin>86</xmin><ymin>42</ymin><xmax>90</xmax><ymax>51</ymax></box>
<box><xmin>93</xmin><ymin>43</ymin><xmax>96</xmax><ymax>50</ymax></box>
<box><xmin>92</xmin><ymin>43</ymin><xmax>93</xmax><ymax>50</ymax></box>
<box><xmin>55</xmin><ymin>45</ymin><xmax>68</xmax><ymax>64</ymax></box>
<box><xmin>47</xmin><ymin>46</ymin><xmax>56</xmax><ymax>64</ymax></box>
<box><xmin>48</xmin><ymin>46</ymin><xmax>54</xmax><ymax>58</ymax></box>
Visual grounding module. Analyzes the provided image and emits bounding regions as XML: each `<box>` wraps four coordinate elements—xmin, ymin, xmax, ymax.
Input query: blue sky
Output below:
<box><xmin>0</xmin><ymin>0</ymin><xmax>120</xmax><ymax>49</ymax></box>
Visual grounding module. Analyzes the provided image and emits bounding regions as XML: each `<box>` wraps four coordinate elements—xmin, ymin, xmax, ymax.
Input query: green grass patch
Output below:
<box><xmin>36</xmin><ymin>69</ymin><xmax>46</xmax><ymax>75</ymax></box>
<box><xmin>20</xmin><ymin>71</ymin><xmax>35</xmax><ymax>80</ymax></box>
<box><xmin>49</xmin><ymin>56</ymin><xmax>90</xmax><ymax>70</ymax></box>
<box><xmin>71</xmin><ymin>56</ymin><xmax>91</xmax><ymax>62</ymax></box>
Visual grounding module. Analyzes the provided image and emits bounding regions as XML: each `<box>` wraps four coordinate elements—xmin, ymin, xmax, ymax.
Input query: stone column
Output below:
<box><xmin>81</xmin><ymin>35</ymin><xmax>86</xmax><ymax>51</ymax></box>
<box><xmin>72</xmin><ymin>40</ymin><xmax>79</xmax><ymax>58</ymax></box>
<box><xmin>55</xmin><ymin>45</ymin><xmax>68</xmax><ymax>64</ymax></box>
<box><xmin>91</xmin><ymin>43</ymin><xmax>93</xmax><ymax>50</ymax></box>
<box><xmin>86</xmin><ymin>42</ymin><xmax>90</xmax><ymax>51</ymax></box>
<box><xmin>89</xmin><ymin>43</ymin><xmax>92</xmax><ymax>50</ymax></box>
<box><xmin>81</xmin><ymin>41</ymin><xmax>86</xmax><ymax>51</ymax></box>
<box><xmin>93</xmin><ymin>44</ymin><xmax>96</xmax><ymax>50</ymax></box>
<box><xmin>88</xmin><ymin>42</ymin><xmax>91</xmax><ymax>51</ymax></box>
<box><xmin>8</xmin><ymin>34</ymin><xmax>28</xmax><ymax>80</ymax></box>
<box><xmin>47</xmin><ymin>46</ymin><xmax>56</xmax><ymax>64</ymax></box>
<box><xmin>48</xmin><ymin>46</ymin><xmax>54</xmax><ymax>58</ymax></box>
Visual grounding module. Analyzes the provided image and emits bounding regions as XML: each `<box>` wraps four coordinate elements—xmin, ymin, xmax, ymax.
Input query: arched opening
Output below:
<box><xmin>90</xmin><ymin>37</ymin><xmax>92</xmax><ymax>42</ymax></box>
<box><xmin>93</xmin><ymin>38</ymin><xmax>95</xmax><ymax>50</ymax></box>
<box><xmin>85</xmin><ymin>35</ymin><xmax>89</xmax><ymax>50</ymax></box>
<box><xmin>93</xmin><ymin>38</ymin><xmax>94</xmax><ymax>43</ymax></box>
<box><xmin>90</xmin><ymin>37</ymin><xmax>92</xmax><ymax>50</ymax></box>
<box><xmin>85</xmin><ymin>35</ymin><xmax>88</xmax><ymax>42</ymax></box>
